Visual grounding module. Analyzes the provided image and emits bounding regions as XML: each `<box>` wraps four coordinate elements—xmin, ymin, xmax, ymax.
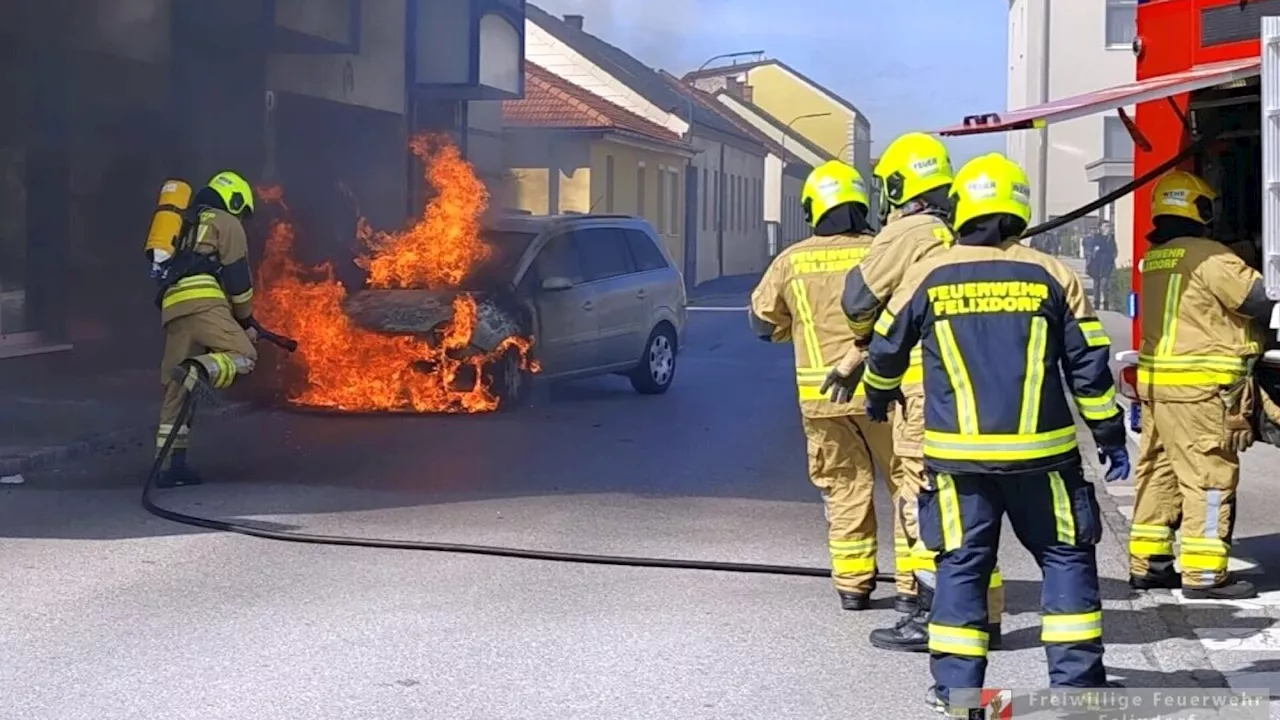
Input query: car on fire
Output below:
<box><xmin>342</xmin><ymin>213</ymin><xmax>688</xmax><ymax>409</ymax></box>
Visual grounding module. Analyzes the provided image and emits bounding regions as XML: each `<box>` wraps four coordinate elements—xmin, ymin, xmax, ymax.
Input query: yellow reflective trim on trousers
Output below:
<box><xmin>1019</xmin><ymin>316</ymin><xmax>1048</xmax><ymax>434</ymax></box>
<box><xmin>1180</xmin><ymin>553</ymin><xmax>1229</xmax><ymax>571</ymax></box>
<box><xmin>208</xmin><ymin>353</ymin><xmax>237</xmax><ymax>389</ymax></box>
<box><xmin>1129</xmin><ymin>524</ymin><xmax>1175</xmax><ymax>556</ymax></box>
<box><xmin>874</xmin><ymin>309</ymin><xmax>894</xmax><ymax>336</ymax></box>
<box><xmin>789</xmin><ymin>279</ymin><xmax>824</xmax><ymax>370</ymax></box>
<box><xmin>927</xmin><ymin>624</ymin><xmax>989</xmax><ymax>657</ymax></box>
<box><xmin>935</xmin><ymin>320</ymin><xmax>979</xmax><ymax>434</ymax></box>
<box><xmin>1041</xmin><ymin>611</ymin><xmax>1102</xmax><ymax>643</ymax></box>
<box><xmin>830</xmin><ymin>538</ymin><xmax>877</xmax><ymax>575</ymax></box>
<box><xmin>1048</xmin><ymin>471</ymin><xmax>1076</xmax><ymax>544</ymax></box>
<box><xmin>1155</xmin><ymin>273</ymin><xmax>1182</xmax><ymax>357</ymax></box>
<box><xmin>923</xmin><ymin>426</ymin><xmax>1078</xmax><ymax>461</ymax></box>
<box><xmin>936</xmin><ymin>473</ymin><xmax>964</xmax><ymax>552</ymax></box>
<box><xmin>989</xmin><ymin>568</ymin><xmax>1004</xmax><ymax>588</ymax></box>
<box><xmin>1077</xmin><ymin>319</ymin><xmax>1110</xmax><ymax>348</ymax></box>
<box><xmin>1075</xmin><ymin>388</ymin><xmax>1118</xmax><ymax>421</ymax></box>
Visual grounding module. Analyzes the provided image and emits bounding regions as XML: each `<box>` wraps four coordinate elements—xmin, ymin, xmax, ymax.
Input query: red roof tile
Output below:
<box><xmin>503</xmin><ymin>62</ymin><xmax>685</xmax><ymax>144</ymax></box>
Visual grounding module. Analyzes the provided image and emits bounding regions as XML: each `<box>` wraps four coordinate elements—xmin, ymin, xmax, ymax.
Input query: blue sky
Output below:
<box><xmin>533</xmin><ymin>0</ymin><xmax>1008</xmax><ymax>164</ymax></box>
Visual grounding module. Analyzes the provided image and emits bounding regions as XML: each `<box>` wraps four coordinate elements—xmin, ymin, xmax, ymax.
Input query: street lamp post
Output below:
<box><xmin>681</xmin><ymin>50</ymin><xmax>766</xmax><ymax>130</ymax></box>
<box><xmin>781</xmin><ymin>112</ymin><xmax>832</xmax><ymax>167</ymax></box>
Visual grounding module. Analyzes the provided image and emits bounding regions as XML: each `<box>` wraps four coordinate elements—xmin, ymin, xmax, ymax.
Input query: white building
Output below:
<box><xmin>1007</xmin><ymin>0</ymin><xmax>1137</xmax><ymax>265</ymax></box>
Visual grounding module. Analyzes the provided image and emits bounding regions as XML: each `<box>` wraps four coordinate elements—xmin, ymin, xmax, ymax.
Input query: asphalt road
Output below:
<box><xmin>0</xmin><ymin>305</ymin><xmax>1262</xmax><ymax>720</ymax></box>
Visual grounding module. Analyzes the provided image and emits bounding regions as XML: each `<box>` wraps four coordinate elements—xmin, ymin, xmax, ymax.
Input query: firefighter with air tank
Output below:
<box><xmin>145</xmin><ymin>171</ymin><xmax>261</xmax><ymax>488</ymax></box>
<box><xmin>749</xmin><ymin>160</ymin><xmax>900</xmax><ymax>611</ymax></box>
<box><xmin>828</xmin><ymin>132</ymin><xmax>1005</xmax><ymax>651</ymax></box>
<box><xmin>1129</xmin><ymin>169</ymin><xmax>1278</xmax><ymax>600</ymax></box>
<box><xmin>863</xmin><ymin>152</ymin><xmax>1126</xmax><ymax>715</ymax></box>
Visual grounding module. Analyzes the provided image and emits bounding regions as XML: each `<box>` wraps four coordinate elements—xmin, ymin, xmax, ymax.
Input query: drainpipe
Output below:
<box><xmin>1036</xmin><ymin>0</ymin><xmax>1051</xmax><ymax>226</ymax></box>
<box><xmin>717</xmin><ymin>145</ymin><xmax>726</xmax><ymax>278</ymax></box>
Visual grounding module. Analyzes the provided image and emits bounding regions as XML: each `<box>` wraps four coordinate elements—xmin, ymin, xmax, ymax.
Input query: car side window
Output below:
<box><xmin>533</xmin><ymin>234</ymin><xmax>584</xmax><ymax>286</ymax></box>
<box><xmin>624</xmin><ymin>229</ymin><xmax>669</xmax><ymax>272</ymax></box>
<box><xmin>575</xmin><ymin>227</ymin><xmax>635</xmax><ymax>282</ymax></box>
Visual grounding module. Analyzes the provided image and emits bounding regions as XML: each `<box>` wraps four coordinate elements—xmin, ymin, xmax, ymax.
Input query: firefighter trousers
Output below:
<box><xmin>158</xmin><ymin>307</ymin><xmax>258</xmax><ymax>468</ymax></box>
<box><xmin>1130</xmin><ymin>398</ymin><xmax>1239</xmax><ymax>588</ymax></box>
<box><xmin>921</xmin><ymin>465</ymin><xmax>1107</xmax><ymax>700</ymax></box>
<box><xmin>802</xmin><ymin>413</ymin><xmax>897</xmax><ymax>595</ymax></box>
<box><xmin>893</xmin><ymin>395</ymin><xmax>1005</xmax><ymax>621</ymax></box>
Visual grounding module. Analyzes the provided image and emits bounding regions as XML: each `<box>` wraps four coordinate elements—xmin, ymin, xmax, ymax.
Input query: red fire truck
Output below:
<box><xmin>938</xmin><ymin>0</ymin><xmax>1280</xmax><ymax>434</ymax></box>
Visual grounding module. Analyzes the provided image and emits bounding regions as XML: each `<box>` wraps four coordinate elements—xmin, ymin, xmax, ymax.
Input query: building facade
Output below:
<box><xmin>1007</xmin><ymin>0</ymin><xmax>1137</xmax><ymax>264</ymax></box>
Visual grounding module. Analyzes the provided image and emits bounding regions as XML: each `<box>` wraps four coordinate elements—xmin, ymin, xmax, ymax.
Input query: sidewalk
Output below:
<box><xmin>688</xmin><ymin>273</ymin><xmax>759</xmax><ymax>307</ymax></box>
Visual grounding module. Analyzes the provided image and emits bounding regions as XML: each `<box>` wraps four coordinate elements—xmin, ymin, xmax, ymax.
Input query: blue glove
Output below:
<box><xmin>1098</xmin><ymin>445</ymin><xmax>1130</xmax><ymax>482</ymax></box>
<box><xmin>864</xmin><ymin>387</ymin><xmax>904</xmax><ymax>423</ymax></box>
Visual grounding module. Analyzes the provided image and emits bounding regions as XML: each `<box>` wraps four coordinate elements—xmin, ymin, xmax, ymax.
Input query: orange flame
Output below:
<box><xmin>254</xmin><ymin>134</ymin><xmax>537</xmax><ymax>414</ymax></box>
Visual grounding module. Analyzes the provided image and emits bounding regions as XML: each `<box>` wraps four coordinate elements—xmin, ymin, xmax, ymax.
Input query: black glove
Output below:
<box><xmin>1097</xmin><ymin>444</ymin><xmax>1130</xmax><ymax>482</ymax></box>
<box><xmin>818</xmin><ymin>364</ymin><xmax>866</xmax><ymax>404</ymax></box>
<box><xmin>864</xmin><ymin>386</ymin><xmax>905</xmax><ymax>423</ymax></box>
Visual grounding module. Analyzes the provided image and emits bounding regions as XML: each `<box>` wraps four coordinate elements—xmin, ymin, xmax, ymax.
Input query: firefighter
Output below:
<box><xmin>749</xmin><ymin>160</ymin><xmax>898</xmax><ymax>610</ymax></box>
<box><xmin>863</xmin><ymin>153</ymin><xmax>1127</xmax><ymax>715</ymax></box>
<box><xmin>831</xmin><ymin>132</ymin><xmax>1004</xmax><ymax>648</ymax></box>
<box><xmin>1129</xmin><ymin>169</ymin><xmax>1275</xmax><ymax>599</ymax></box>
<box><xmin>155</xmin><ymin>171</ymin><xmax>260</xmax><ymax>488</ymax></box>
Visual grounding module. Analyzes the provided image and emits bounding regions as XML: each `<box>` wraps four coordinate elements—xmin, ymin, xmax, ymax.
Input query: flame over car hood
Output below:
<box><xmin>343</xmin><ymin>288</ymin><xmax>524</xmax><ymax>353</ymax></box>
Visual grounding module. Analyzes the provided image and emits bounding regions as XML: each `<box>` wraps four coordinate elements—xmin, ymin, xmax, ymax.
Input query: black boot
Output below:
<box><xmin>894</xmin><ymin>593</ymin><xmax>918</xmax><ymax>614</ymax></box>
<box><xmin>1183</xmin><ymin>577</ymin><xmax>1258</xmax><ymax>600</ymax></box>
<box><xmin>154</xmin><ymin>449</ymin><xmax>203</xmax><ymax>489</ymax></box>
<box><xmin>1130</xmin><ymin>572</ymin><xmax>1180</xmax><ymax>590</ymax></box>
<box><xmin>987</xmin><ymin>622</ymin><xmax>1003</xmax><ymax>652</ymax></box>
<box><xmin>870</xmin><ymin>581</ymin><xmax>931</xmax><ymax>652</ymax></box>
<box><xmin>838</xmin><ymin>590</ymin><xmax>870</xmax><ymax>611</ymax></box>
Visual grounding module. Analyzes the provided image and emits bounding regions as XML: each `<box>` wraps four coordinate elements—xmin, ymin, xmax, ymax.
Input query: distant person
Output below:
<box><xmin>1085</xmin><ymin>223</ymin><xmax>1117</xmax><ymax>310</ymax></box>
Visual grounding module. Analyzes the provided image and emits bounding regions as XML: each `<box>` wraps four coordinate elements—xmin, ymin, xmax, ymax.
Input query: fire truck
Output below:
<box><xmin>938</xmin><ymin>0</ymin><xmax>1280</xmax><ymax>438</ymax></box>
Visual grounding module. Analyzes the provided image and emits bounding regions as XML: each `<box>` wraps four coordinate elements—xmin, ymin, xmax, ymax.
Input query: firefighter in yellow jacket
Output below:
<box><xmin>833</xmin><ymin>132</ymin><xmax>1004</xmax><ymax>649</ymax></box>
<box><xmin>1130</xmin><ymin>169</ymin><xmax>1275</xmax><ymax>600</ymax></box>
<box><xmin>865</xmin><ymin>153</ymin><xmax>1126</xmax><ymax>714</ymax></box>
<box><xmin>750</xmin><ymin>161</ymin><xmax>897</xmax><ymax>610</ymax></box>
<box><xmin>155</xmin><ymin>171</ymin><xmax>259</xmax><ymax>488</ymax></box>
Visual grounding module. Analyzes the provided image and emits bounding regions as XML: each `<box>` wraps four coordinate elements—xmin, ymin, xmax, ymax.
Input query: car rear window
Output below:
<box><xmin>624</xmin><ymin>229</ymin><xmax>669</xmax><ymax>272</ymax></box>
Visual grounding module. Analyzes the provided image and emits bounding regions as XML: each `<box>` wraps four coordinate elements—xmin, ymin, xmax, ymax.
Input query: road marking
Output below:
<box><xmin>1117</xmin><ymin>505</ymin><xmax>1133</xmax><ymax>519</ymax></box>
<box><xmin>1196</xmin><ymin>627</ymin><xmax>1280</xmax><ymax>652</ymax></box>
<box><xmin>1105</xmin><ymin>485</ymin><xmax>1135</xmax><ymax>497</ymax></box>
<box><xmin>688</xmin><ymin>306</ymin><xmax>748</xmax><ymax>312</ymax></box>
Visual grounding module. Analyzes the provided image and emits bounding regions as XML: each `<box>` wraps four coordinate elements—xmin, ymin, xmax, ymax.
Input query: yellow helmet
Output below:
<box><xmin>949</xmin><ymin>153</ymin><xmax>1033</xmax><ymax>232</ymax></box>
<box><xmin>208</xmin><ymin>171</ymin><xmax>255</xmax><ymax>217</ymax></box>
<box><xmin>1151</xmin><ymin>169</ymin><xmax>1217</xmax><ymax>224</ymax></box>
<box><xmin>801</xmin><ymin>160</ymin><xmax>870</xmax><ymax>225</ymax></box>
<box><xmin>873</xmin><ymin>132</ymin><xmax>954</xmax><ymax>208</ymax></box>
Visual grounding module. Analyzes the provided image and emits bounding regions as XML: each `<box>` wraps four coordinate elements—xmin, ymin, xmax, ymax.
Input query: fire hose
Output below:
<box><xmin>141</xmin><ymin>138</ymin><xmax>1210</xmax><ymax>579</ymax></box>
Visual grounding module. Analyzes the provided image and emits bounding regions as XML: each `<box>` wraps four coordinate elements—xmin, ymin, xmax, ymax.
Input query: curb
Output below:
<box><xmin>0</xmin><ymin>401</ymin><xmax>255</xmax><ymax>477</ymax></box>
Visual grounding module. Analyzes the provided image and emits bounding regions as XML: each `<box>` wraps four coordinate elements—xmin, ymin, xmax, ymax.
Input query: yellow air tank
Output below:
<box><xmin>145</xmin><ymin>178</ymin><xmax>193</xmax><ymax>262</ymax></box>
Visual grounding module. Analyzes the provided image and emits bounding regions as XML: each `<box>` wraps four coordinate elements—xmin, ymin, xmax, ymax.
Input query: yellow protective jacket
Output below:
<box><xmin>751</xmin><ymin>231</ymin><xmax>876</xmax><ymax>418</ymax></box>
<box><xmin>1137</xmin><ymin>236</ymin><xmax>1271</xmax><ymax>403</ymax></box>
<box><xmin>840</xmin><ymin>211</ymin><xmax>955</xmax><ymax>396</ymax></box>
<box><xmin>865</xmin><ymin>240</ymin><xmax>1123</xmax><ymax>475</ymax></box>
<box><xmin>160</xmin><ymin>207</ymin><xmax>255</xmax><ymax>326</ymax></box>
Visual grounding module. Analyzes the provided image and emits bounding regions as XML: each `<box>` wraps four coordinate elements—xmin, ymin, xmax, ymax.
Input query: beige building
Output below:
<box><xmin>1007</xmin><ymin>0</ymin><xmax>1137</xmax><ymax>264</ymax></box>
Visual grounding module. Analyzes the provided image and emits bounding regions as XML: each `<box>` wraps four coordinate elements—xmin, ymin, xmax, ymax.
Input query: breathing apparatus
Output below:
<box><xmin>146</xmin><ymin>172</ymin><xmax>255</xmax><ymax>305</ymax></box>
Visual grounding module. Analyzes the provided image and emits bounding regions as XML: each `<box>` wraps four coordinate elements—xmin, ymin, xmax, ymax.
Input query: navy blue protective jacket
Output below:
<box><xmin>864</xmin><ymin>238</ymin><xmax>1124</xmax><ymax>475</ymax></box>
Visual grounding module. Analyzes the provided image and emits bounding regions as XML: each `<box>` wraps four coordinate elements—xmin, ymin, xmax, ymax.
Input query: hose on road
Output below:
<box><xmin>143</xmin><ymin>391</ymin><xmax>895</xmax><ymax>582</ymax></box>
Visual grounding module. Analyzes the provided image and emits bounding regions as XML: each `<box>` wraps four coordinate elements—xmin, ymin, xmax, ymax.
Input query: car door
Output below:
<box><xmin>622</xmin><ymin>226</ymin><xmax>674</xmax><ymax>320</ymax></box>
<box><xmin>527</xmin><ymin>233</ymin><xmax>599</xmax><ymax>375</ymax></box>
<box><xmin>574</xmin><ymin>226</ymin><xmax>647</xmax><ymax>368</ymax></box>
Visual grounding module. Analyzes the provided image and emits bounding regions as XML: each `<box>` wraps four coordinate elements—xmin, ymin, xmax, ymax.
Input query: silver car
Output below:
<box><xmin>345</xmin><ymin>213</ymin><xmax>687</xmax><ymax>408</ymax></box>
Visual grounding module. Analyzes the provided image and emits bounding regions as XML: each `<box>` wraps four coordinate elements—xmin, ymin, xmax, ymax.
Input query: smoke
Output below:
<box><xmin>534</xmin><ymin>0</ymin><xmax>700</xmax><ymax>71</ymax></box>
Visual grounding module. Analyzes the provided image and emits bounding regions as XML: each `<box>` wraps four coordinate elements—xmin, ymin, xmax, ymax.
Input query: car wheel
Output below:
<box><xmin>629</xmin><ymin>324</ymin><xmax>677</xmax><ymax>395</ymax></box>
<box><xmin>490</xmin><ymin>346</ymin><xmax>532</xmax><ymax>411</ymax></box>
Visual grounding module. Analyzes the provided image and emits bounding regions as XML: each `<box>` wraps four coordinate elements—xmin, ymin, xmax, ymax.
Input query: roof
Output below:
<box><xmin>683</xmin><ymin>59</ymin><xmax>867</xmax><ymax>123</ymax></box>
<box><xmin>937</xmin><ymin>57</ymin><xmax>1260</xmax><ymax>136</ymax></box>
<box><xmin>711</xmin><ymin>90</ymin><xmax>833</xmax><ymax>162</ymax></box>
<box><xmin>503</xmin><ymin>62</ymin><xmax>687</xmax><ymax>146</ymax></box>
<box><xmin>525</xmin><ymin>3</ymin><xmax>763</xmax><ymax>146</ymax></box>
<box><xmin>656</xmin><ymin>70</ymin><xmax>800</xmax><ymax>161</ymax></box>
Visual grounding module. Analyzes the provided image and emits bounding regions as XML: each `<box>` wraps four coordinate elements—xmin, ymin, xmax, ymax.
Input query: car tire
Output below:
<box><xmin>629</xmin><ymin>324</ymin><xmax>677</xmax><ymax>395</ymax></box>
<box><xmin>490</xmin><ymin>346</ymin><xmax>532</xmax><ymax>411</ymax></box>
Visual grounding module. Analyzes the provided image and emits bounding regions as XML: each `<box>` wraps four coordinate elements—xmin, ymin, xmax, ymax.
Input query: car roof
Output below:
<box><xmin>486</xmin><ymin>212</ymin><xmax>654</xmax><ymax>235</ymax></box>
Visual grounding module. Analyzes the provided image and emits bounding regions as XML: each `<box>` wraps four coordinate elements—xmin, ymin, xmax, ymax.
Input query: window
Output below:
<box><xmin>1105</xmin><ymin>0</ymin><xmax>1137</xmax><ymax>48</ymax></box>
<box><xmin>624</xmin><ymin>228</ymin><xmax>669</xmax><ymax>271</ymax></box>
<box><xmin>670</xmin><ymin>170</ymin><xmax>680</xmax><ymax>235</ymax></box>
<box><xmin>701</xmin><ymin>168</ymin><xmax>709</xmax><ymax>230</ymax></box>
<box><xmin>637</xmin><ymin>166</ymin><xmax>646</xmax><ymax>217</ymax></box>
<box><xmin>1103</xmin><ymin>116</ymin><xmax>1133</xmax><ymax>160</ymax></box>
<box><xmin>605</xmin><ymin>155</ymin><xmax>615</xmax><ymax>212</ymax></box>
<box><xmin>575</xmin><ymin>227</ymin><xmax>636</xmax><ymax>281</ymax></box>
<box><xmin>534</xmin><ymin>235</ymin><xmax>584</xmax><ymax>286</ymax></box>
<box><xmin>657</xmin><ymin>169</ymin><xmax>667</xmax><ymax>235</ymax></box>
